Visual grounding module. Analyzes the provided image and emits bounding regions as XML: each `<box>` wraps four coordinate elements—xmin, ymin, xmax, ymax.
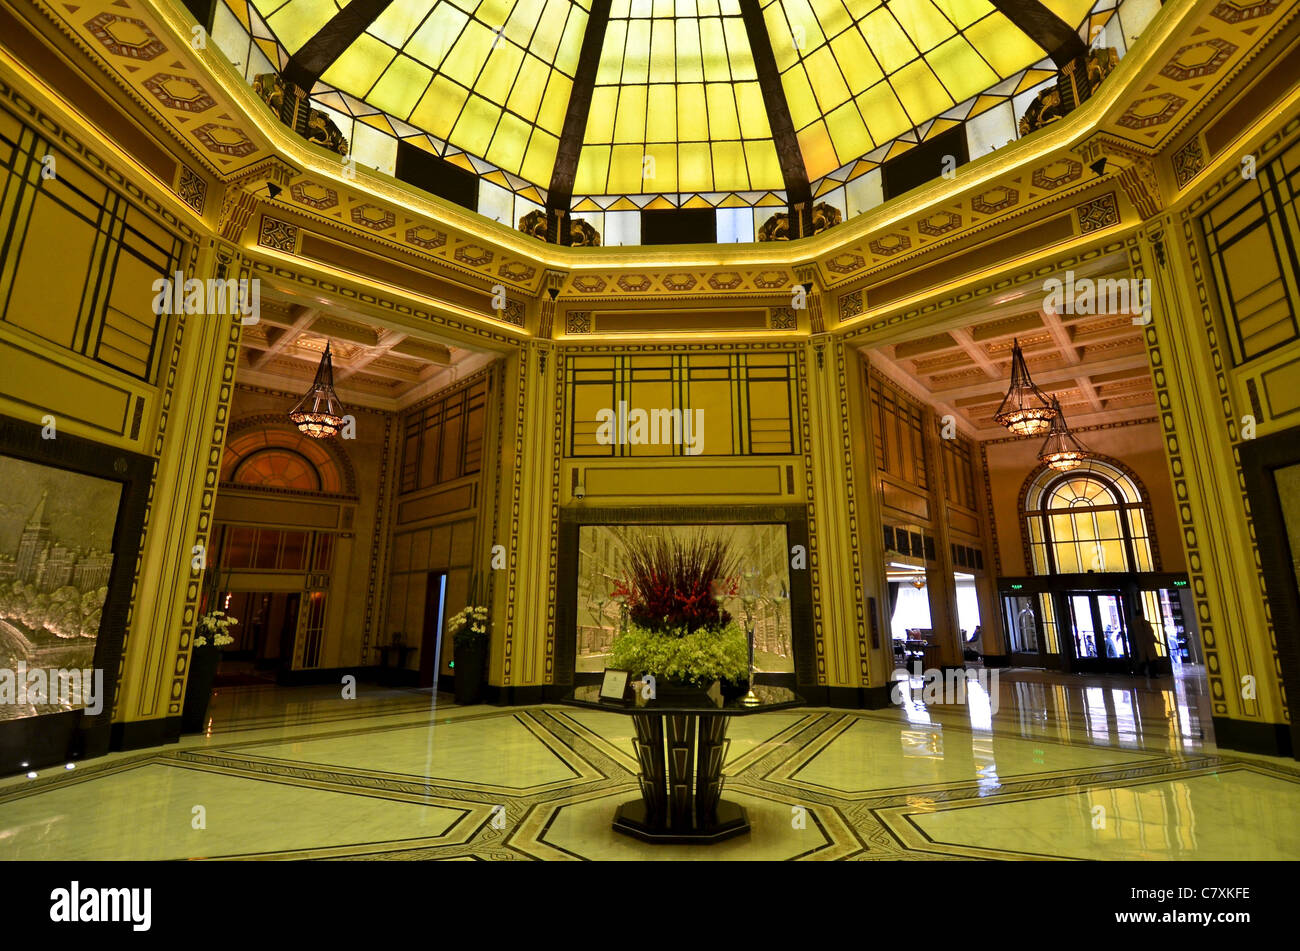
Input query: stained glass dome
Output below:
<box><xmin>212</xmin><ymin>0</ymin><xmax>1160</xmax><ymax>241</ymax></box>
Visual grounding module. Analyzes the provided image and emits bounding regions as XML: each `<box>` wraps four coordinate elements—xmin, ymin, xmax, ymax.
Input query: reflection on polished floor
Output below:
<box><xmin>2</xmin><ymin>668</ymin><xmax>1297</xmax><ymax>860</ymax></box>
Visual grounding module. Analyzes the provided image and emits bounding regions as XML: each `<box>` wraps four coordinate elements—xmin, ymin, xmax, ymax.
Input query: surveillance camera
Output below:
<box><xmin>573</xmin><ymin>484</ymin><xmax>585</xmax><ymax>501</ymax></box>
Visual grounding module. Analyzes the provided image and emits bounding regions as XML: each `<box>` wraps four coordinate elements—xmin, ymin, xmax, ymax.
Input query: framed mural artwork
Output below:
<box><xmin>0</xmin><ymin>414</ymin><xmax>151</xmax><ymax>773</ymax></box>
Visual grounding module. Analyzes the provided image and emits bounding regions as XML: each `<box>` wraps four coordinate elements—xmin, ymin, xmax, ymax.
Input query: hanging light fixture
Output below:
<box><xmin>910</xmin><ymin>576</ymin><xmax>927</xmax><ymax>590</ymax></box>
<box><xmin>1037</xmin><ymin>397</ymin><xmax>1092</xmax><ymax>471</ymax></box>
<box><xmin>289</xmin><ymin>342</ymin><xmax>347</xmax><ymax>439</ymax></box>
<box><xmin>993</xmin><ymin>338</ymin><xmax>1057</xmax><ymax>436</ymax></box>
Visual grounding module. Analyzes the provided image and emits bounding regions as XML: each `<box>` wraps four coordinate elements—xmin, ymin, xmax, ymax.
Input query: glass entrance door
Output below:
<box><xmin>1066</xmin><ymin>591</ymin><xmax>1131</xmax><ymax>672</ymax></box>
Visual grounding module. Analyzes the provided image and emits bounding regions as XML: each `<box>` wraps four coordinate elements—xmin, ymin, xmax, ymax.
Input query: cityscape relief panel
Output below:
<box><xmin>575</xmin><ymin>524</ymin><xmax>794</xmax><ymax>675</ymax></box>
<box><xmin>0</xmin><ymin>456</ymin><xmax>119</xmax><ymax>721</ymax></box>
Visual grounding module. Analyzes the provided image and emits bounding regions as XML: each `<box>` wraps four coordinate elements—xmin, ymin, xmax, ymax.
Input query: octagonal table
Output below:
<box><xmin>563</xmin><ymin>684</ymin><xmax>803</xmax><ymax>844</ymax></box>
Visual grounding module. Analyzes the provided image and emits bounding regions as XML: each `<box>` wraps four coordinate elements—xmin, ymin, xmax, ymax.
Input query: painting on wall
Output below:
<box><xmin>574</xmin><ymin>523</ymin><xmax>795</xmax><ymax>675</ymax></box>
<box><xmin>0</xmin><ymin>415</ymin><xmax>152</xmax><ymax>772</ymax></box>
<box><xmin>0</xmin><ymin>457</ymin><xmax>121</xmax><ymax>721</ymax></box>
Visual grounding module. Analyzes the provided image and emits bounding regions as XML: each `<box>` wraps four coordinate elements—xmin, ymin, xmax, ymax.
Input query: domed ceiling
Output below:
<box><xmin>216</xmin><ymin>0</ymin><xmax>1125</xmax><ymax>215</ymax></box>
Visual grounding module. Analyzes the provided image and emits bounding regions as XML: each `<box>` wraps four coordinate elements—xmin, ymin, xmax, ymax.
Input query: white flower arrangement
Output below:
<box><xmin>449</xmin><ymin>605</ymin><xmax>490</xmax><ymax>643</ymax></box>
<box><xmin>195</xmin><ymin>609</ymin><xmax>238</xmax><ymax>648</ymax></box>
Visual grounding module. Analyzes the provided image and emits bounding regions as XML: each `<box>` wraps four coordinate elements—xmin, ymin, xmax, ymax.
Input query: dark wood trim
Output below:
<box><xmin>1239</xmin><ymin>427</ymin><xmax>1300</xmax><ymax>760</ymax></box>
<box><xmin>545</xmin><ymin>0</ymin><xmax>614</xmax><ymax>242</ymax></box>
<box><xmin>738</xmin><ymin>0</ymin><xmax>811</xmax><ymax>232</ymax></box>
<box><xmin>109</xmin><ymin>716</ymin><xmax>182</xmax><ymax>754</ymax></box>
<box><xmin>281</xmin><ymin>0</ymin><xmax>396</xmax><ymax>93</ymax></box>
<box><xmin>986</xmin><ymin>0</ymin><xmax>1088</xmax><ymax>68</ymax></box>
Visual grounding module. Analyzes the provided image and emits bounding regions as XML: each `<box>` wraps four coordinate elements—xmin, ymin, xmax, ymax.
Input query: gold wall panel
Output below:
<box><xmin>590</xmin><ymin>309</ymin><xmax>768</xmax><ymax>334</ymax></box>
<box><xmin>0</xmin><ymin>337</ymin><xmax>133</xmax><ymax>435</ymax></box>
<box><xmin>396</xmin><ymin>483</ymin><xmax>477</xmax><ymax>524</ymax></box>
<box><xmin>213</xmin><ymin>492</ymin><xmax>342</xmax><ymax>529</ymax></box>
<box><xmin>582</xmin><ymin>464</ymin><xmax>785</xmax><ymax>498</ymax></box>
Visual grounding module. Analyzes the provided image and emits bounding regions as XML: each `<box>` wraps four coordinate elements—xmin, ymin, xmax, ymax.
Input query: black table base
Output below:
<box><xmin>615</xmin><ymin>711</ymin><xmax>750</xmax><ymax>843</ymax></box>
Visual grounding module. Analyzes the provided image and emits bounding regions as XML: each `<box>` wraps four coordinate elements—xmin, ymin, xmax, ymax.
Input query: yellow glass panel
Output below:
<box><xmin>488</xmin><ymin>111</ymin><xmax>532</xmax><ymax>171</ymax></box>
<box><xmin>537</xmin><ymin>73</ymin><xmax>572</xmax><ymax>133</ymax></box>
<box><xmin>675</xmin><ymin>18</ymin><xmax>704</xmax><ymax>82</ymax></box>
<box><xmin>407</xmin><ymin>5</ymin><xmax>470</xmax><ymax>67</ymax></box>
<box><xmin>595</xmin><ymin>21</ymin><xmax>626</xmax><ymax>84</ymax></box>
<box><xmin>505</xmin><ymin>0</ymin><xmax>547</xmax><ymax>46</ymax></box>
<box><xmin>743</xmin><ymin>139</ymin><xmax>783</xmax><ymax>189</ymax></box>
<box><xmin>507</xmin><ymin>55</ymin><xmax>549</xmax><ymax>122</ymax></box>
<box><xmin>556</xmin><ymin>9</ymin><xmax>587</xmax><ymax>74</ymax></box>
<box><xmin>644</xmin><ymin>142</ymin><xmax>678</xmax><ymax>191</ymax></box>
<box><xmin>856</xmin><ymin>82</ymin><xmax>909</xmax><ymax>143</ymax></box>
<box><xmin>796</xmin><ymin>121</ymin><xmax>837</xmax><ymax>180</ymax></box>
<box><xmin>532</xmin><ymin>0</ymin><xmax>569</xmax><ymax>59</ymax></box>
<box><xmin>368</xmin><ymin>55</ymin><xmax>433</xmax><ymax>118</ymax></box>
<box><xmin>1095</xmin><ymin>510</ymin><xmax>1121</xmax><ymax>539</ymax></box>
<box><xmin>321</xmin><ymin>33</ymin><xmax>396</xmax><ymax>94</ymax></box>
<box><xmin>825</xmin><ymin>101</ymin><xmax>870</xmax><ymax>161</ymax></box>
<box><xmin>573</xmin><ymin>143</ymin><xmax>610</xmax><ymax>193</ymax></box>
<box><xmin>677</xmin><ymin>84</ymin><xmax>707</xmax><ymax>138</ymax></box>
<box><xmin>723</xmin><ymin>18</ymin><xmax>755</xmax><ymax>80</ymax></box>
<box><xmin>645</xmin><ymin>85</ymin><xmax>677</xmax><ymax>140</ymax></box>
<box><xmin>608</xmin><ymin>143</ymin><xmax>649</xmax><ymax>193</ymax></box>
<box><xmin>449</xmin><ymin>94</ymin><xmax>500</xmax><ymax>156</ymax></box>
<box><xmin>441</xmin><ymin>22</ymin><xmax>497</xmax><ymax>87</ymax></box>
<box><xmin>781</xmin><ymin>0</ymin><xmax>827</xmax><ymax>55</ymax></box>
<box><xmin>927</xmin><ymin>35</ymin><xmax>997</xmax><ymax>102</ymax></box>
<box><xmin>931</xmin><ymin>0</ymin><xmax>990</xmax><ymax>29</ymax></box>
<box><xmin>411</xmin><ymin>76</ymin><xmax>470</xmax><ymax>139</ymax></box>
<box><xmin>521</xmin><ymin>128</ymin><xmax>558</xmax><ymax>185</ymax></box>
<box><xmin>1100</xmin><ymin>540</ymin><xmax>1126</xmax><ymax>571</ymax></box>
<box><xmin>613</xmin><ymin>85</ymin><xmax>648</xmax><ymax>142</ymax></box>
<box><xmin>804</xmin><ymin>46</ymin><xmax>850</xmax><ymax>111</ymax></box>
<box><xmin>649</xmin><ymin>19</ymin><xmax>675</xmax><ymax>83</ymax></box>
<box><xmin>808</xmin><ymin>0</ymin><xmax>852</xmax><ymax>38</ymax></box>
<box><xmin>266</xmin><ymin>0</ymin><xmax>339</xmax><ymax>54</ymax></box>
<box><xmin>1038</xmin><ymin>0</ymin><xmax>1095</xmax><ymax>30</ymax></box>
<box><xmin>369</xmin><ymin>0</ymin><xmax>435</xmax><ymax>46</ymax></box>
<box><xmin>1054</xmin><ymin>544</ymin><xmax>1079</xmax><ymax>573</ymax></box>
<box><xmin>675</xmin><ymin>0</ymin><xmax>697</xmax><ymax>14</ymax></box>
<box><xmin>891</xmin><ymin>0</ymin><xmax>957</xmax><ymax>52</ymax></box>
<box><xmin>763</xmin><ymin>5</ymin><xmax>799</xmax><ymax>73</ymax></box>
<box><xmin>705</xmin><ymin>84</ymin><xmax>740</xmax><ymax>140</ymax></box>
<box><xmin>713</xmin><ymin>141</ymin><xmax>747</xmax><ymax>191</ymax></box>
<box><xmin>860</xmin><ymin>9</ymin><xmax>916</xmax><ymax>73</ymax></box>
<box><xmin>678</xmin><ymin>141</ymin><xmax>713</xmax><ymax>191</ymax></box>
<box><xmin>477</xmin><ymin>0</ymin><xmax>513</xmax><ymax>29</ymax></box>
<box><xmin>780</xmin><ymin>67</ymin><xmax>819</xmax><ymax>130</ymax></box>
<box><xmin>735</xmin><ymin>83</ymin><xmax>770</xmax><ymax>137</ymax></box>
<box><xmin>476</xmin><ymin>40</ymin><xmax>526</xmax><ymax>104</ymax></box>
<box><xmin>623</xmin><ymin>19</ymin><xmax>652</xmax><ymax>83</ymax></box>
<box><xmin>830</xmin><ymin>29</ymin><xmax>882</xmax><ymax>94</ymax></box>
<box><xmin>965</xmin><ymin>13</ymin><xmax>1046</xmax><ymax>72</ymax></box>
<box><xmin>585</xmin><ymin>86</ymin><xmax>619</xmax><ymax>141</ymax></box>
<box><xmin>891</xmin><ymin>59</ymin><xmax>952</xmax><ymax>121</ymax></box>
<box><xmin>699</xmin><ymin>18</ymin><xmax>730</xmax><ymax>82</ymax></box>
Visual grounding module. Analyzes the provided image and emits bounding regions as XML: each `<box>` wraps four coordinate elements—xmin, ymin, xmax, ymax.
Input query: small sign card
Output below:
<box><xmin>599</xmin><ymin>668</ymin><xmax>632</xmax><ymax>704</ymax></box>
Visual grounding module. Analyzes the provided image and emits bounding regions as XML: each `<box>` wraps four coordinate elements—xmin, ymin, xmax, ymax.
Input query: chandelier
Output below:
<box><xmin>909</xmin><ymin>576</ymin><xmax>926</xmax><ymax>590</ymax></box>
<box><xmin>993</xmin><ymin>338</ymin><xmax>1057</xmax><ymax>436</ymax></box>
<box><xmin>288</xmin><ymin>342</ymin><xmax>347</xmax><ymax>439</ymax></box>
<box><xmin>1037</xmin><ymin>397</ymin><xmax>1092</xmax><ymax>471</ymax></box>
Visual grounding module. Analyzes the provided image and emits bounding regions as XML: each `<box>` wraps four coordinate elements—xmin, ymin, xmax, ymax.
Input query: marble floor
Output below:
<box><xmin>2</xmin><ymin>666</ymin><xmax>1298</xmax><ymax>860</ymax></box>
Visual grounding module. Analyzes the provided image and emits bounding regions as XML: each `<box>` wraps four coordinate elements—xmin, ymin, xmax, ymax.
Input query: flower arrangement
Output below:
<box><xmin>609</xmin><ymin>532</ymin><xmax>748</xmax><ymax>689</ymax></box>
<box><xmin>195</xmin><ymin>609</ymin><xmax>237</xmax><ymax>648</ymax></box>
<box><xmin>448</xmin><ymin>605</ymin><xmax>489</xmax><ymax>648</ymax></box>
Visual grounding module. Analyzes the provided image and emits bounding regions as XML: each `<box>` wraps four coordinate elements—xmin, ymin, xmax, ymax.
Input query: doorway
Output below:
<box><xmin>1067</xmin><ymin>591</ymin><xmax>1130</xmax><ymax>672</ymax></box>
<box><xmin>215</xmin><ymin>591</ymin><xmax>301</xmax><ymax>684</ymax></box>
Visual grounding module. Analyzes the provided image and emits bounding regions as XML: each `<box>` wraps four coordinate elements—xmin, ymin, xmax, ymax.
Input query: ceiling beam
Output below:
<box><xmin>985</xmin><ymin>0</ymin><xmax>1088</xmax><ymax>68</ymax></box>
<box><xmin>930</xmin><ymin>352</ymin><xmax>1152</xmax><ymax>401</ymax></box>
<box><xmin>252</xmin><ymin>306</ymin><xmax>318</xmax><ymax>370</ymax></box>
<box><xmin>545</xmin><ymin>0</ymin><xmax>614</xmax><ymax>234</ymax></box>
<box><xmin>281</xmin><ymin>0</ymin><xmax>395</xmax><ymax>93</ymax></box>
<box><xmin>739</xmin><ymin>0</ymin><xmax>812</xmax><ymax>220</ymax></box>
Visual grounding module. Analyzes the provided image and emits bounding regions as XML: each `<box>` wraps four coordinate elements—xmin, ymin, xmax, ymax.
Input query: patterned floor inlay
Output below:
<box><xmin>3</xmin><ymin>672</ymin><xmax>1298</xmax><ymax>860</ymax></box>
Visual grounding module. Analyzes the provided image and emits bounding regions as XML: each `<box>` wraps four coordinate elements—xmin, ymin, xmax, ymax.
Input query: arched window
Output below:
<box><xmin>231</xmin><ymin>448</ymin><xmax>321</xmax><ymax>491</ymax></box>
<box><xmin>221</xmin><ymin>421</ymin><xmax>353</xmax><ymax>495</ymax></box>
<box><xmin>1022</xmin><ymin>460</ymin><xmax>1154</xmax><ymax>575</ymax></box>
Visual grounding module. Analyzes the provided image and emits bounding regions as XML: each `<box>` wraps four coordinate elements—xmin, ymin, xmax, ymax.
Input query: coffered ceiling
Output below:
<box><xmin>867</xmin><ymin>258</ymin><xmax>1156</xmax><ymax>439</ymax></box>
<box><xmin>236</xmin><ymin>294</ymin><xmax>492</xmax><ymax>409</ymax></box>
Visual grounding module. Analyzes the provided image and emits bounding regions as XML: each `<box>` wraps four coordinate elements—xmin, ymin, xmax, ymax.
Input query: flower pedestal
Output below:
<box><xmin>181</xmin><ymin>643</ymin><xmax>221</xmax><ymax>734</ymax></box>
<box><xmin>564</xmin><ymin>684</ymin><xmax>802</xmax><ymax>844</ymax></box>
<box><xmin>453</xmin><ymin>636</ymin><xmax>487</xmax><ymax>705</ymax></box>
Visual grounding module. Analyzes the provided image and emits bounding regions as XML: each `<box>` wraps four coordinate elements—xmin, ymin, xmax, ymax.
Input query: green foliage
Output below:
<box><xmin>610</xmin><ymin>623</ymin><xmax>749</xmax><ymax>687</ymax></box>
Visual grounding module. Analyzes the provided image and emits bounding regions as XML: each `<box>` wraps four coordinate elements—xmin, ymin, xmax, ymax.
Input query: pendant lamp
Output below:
<box><xmin>1037</xmin><ymin>397</ymin><xmax>1091</xmax><ymax>471</ymax></box>
<box><xmin>289</xmin><ymin>342</ymin><xmax>346</xmax><ymax>439</ymax></box>
<box><xmin>993</xmin><ymin>339</ymin><xmax>1057</xmax><ymax>436</ymax></box>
